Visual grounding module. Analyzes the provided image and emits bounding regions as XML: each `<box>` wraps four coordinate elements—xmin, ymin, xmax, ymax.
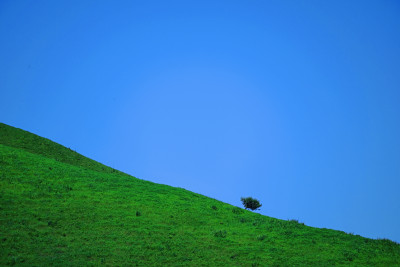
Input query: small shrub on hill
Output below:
<box><xmin>232</xmin><ymin>207</ymin><xmax>243</xmax><ymax>214</ymax></box>
<box><xmin>213</xmin><ymin>230</ymin><xmax>227</xmax><ymax>238</ymax></box>
<box><xmin>257</xmin><ymin>235</ymin><xmax>267</xmax><ymax>241</ymax></box>
<box><xmin>241</xmin><ymin>197</ymin><xmax>262</xmax><ymax>211</ymax></box>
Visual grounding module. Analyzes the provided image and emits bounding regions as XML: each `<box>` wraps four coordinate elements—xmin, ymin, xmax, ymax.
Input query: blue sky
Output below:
<box><xmin>1</xmin><ymin>1</ymin><xmax>400</xmax><ymax>242</ymax></box>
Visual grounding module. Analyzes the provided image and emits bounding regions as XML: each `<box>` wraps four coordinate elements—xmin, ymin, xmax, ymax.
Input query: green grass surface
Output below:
<box><xmin>1</xmin><ymin>122</ymin><xmax>399</xmax><ymax>266</ymax></box>
<box><xmin>0</xmin><ymin>123</ymin><xmax>122</xmax><ymax>175</ymax></box>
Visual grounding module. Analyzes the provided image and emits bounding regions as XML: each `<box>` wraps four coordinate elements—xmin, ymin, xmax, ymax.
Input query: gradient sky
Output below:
<box><xmin>1</xmin><ymin>1</ymin><xmax>400</xmax><ymax>242</ymax></box>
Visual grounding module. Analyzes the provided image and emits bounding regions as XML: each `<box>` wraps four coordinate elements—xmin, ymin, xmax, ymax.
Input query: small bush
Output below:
<box><xmin>211</xmin><ymin>205</ymin><xmax>218</xmax><ymax>210</ymax></box>
<box><xmin>232</xmin><ymin>207</ymin><xmax>243</xmax><ymax>214</ymax></box>
<box><xmin>136</xmin><ymin>211</ymin><xmax>141</xmax><ymax>217</ymax></box>
<box><xmin>240</xmin><ymin>197</ymin><xmax>262</xmax><ymax>211</ymax></box>
<box><xmin>283</xmin><ymin>230</ymin><xmax>293</xmax><ymax>236</ymax></box>
<box><xmin>288</xmin><ymin>219</ymin><xmax>305</xmax><ymax>227</ymax></box>
<box><xmin>213</xmin><ymin>230</ymin><xmax>227</xmax><ymax>238</ymax></box>
<box><xmin>257</xmin><ymin>235</ymin><xmax>266</xmax><ymax>241</ymax></box>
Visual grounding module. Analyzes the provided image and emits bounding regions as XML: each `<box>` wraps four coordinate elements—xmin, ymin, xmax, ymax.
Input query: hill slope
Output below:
<box><xmin>0</xmin><ymin>123</ymin><xmax>122</xmax><ymax>175</ymax></box>
<box><xmin>1</xmin><ymin>123</ymin><xmax>399</xmax><ymax>266</ymax></box>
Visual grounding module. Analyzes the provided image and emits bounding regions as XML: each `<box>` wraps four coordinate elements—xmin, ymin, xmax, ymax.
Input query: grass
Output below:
<box><xmin>1</xmin><ymin>122</ymin><xmax>399</xmax><ymax>266</ymax></box>
<box><xmin>0</xmin><ymin>123</ymin><xmax>122</xmax><ymax>175</ymax></box>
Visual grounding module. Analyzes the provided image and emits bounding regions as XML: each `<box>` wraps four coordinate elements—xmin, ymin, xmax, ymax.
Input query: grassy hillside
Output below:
<box><xmin>0</xmin><ymin>123</ymin><xmax>122</xmax><ymax>175</ymax></box>
<box><xmin>1</xmin><ymin>123</ymin><xmax>399</xmax><ymax>266</ymax></box>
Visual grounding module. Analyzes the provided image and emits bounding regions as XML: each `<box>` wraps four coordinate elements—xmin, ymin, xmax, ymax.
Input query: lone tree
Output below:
<box><xmin>241</xmin><ymin>197</ymin><xmax>262</xmax><ymax>211</ymax></box>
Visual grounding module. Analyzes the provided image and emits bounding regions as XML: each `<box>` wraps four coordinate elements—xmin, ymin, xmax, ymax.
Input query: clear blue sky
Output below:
<box><xmin>1</xmin><ymin>1</ymin><xmax>400</xmax><ymax>242</ymax></box>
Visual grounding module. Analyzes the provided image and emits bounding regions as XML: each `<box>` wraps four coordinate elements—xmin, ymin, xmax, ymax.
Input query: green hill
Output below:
<box><xmin>0</xmin><ymin>123</ymin><xmax>122</xmax><ymax>175</ymax></box>
<box><xmin>1</xmin><ymin>122</ymin><xmax>399</xmax><ymax>266</ymax></box>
